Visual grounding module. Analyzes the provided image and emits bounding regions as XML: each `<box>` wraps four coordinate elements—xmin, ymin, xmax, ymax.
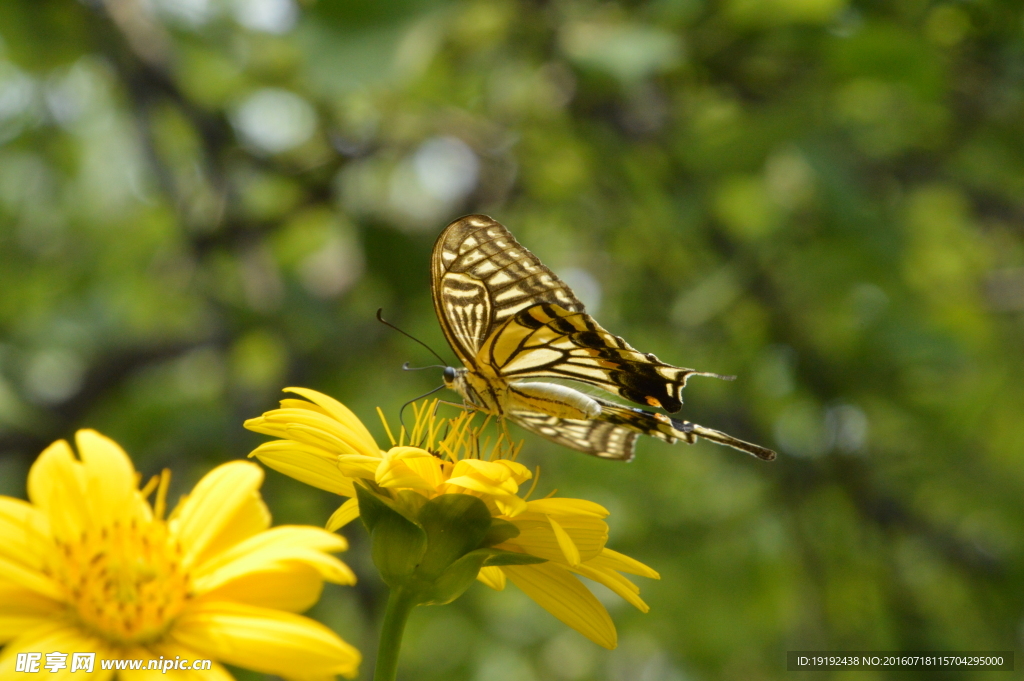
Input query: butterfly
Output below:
<box><xmin>431</xmin><ymin>214</ymin><xmax>776</xmax><ymax>462</ymax></box>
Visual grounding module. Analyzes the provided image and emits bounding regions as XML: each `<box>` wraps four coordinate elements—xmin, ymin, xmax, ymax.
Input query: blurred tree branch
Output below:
<box><xmin>0</xmin><ymin>341</ymin><xmax>201</xmax><ymax>458</ymax></box>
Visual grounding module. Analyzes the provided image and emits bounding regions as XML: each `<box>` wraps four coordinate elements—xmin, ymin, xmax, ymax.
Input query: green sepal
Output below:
<box><xmin>355</xmin><ymin>481</ymin><xmax>392</xmax><ymax>534</ymax></box>
<box><xmin>415</xmin><ymin>494</ymin><xmax>492</xmax><ymax>581</ymax></box>
<box><xmin>480</xmin><ymin>518</ymin><xmax>520</xmax><ymax>547</ymax></box>
<box><xmin>419</xmin><ymin>550</ymin><xmax>492</xmax><ymax>605</ymax></box>
<box><xmin>356</xmin><ymin>480</ymin><xmax>422</xmax><ymax>528</ymax></box>
<box><xmin>393</xmin><ymin>489</ymin><xmax>428</xmax><ymax>520</ymax></box>
<box><xmin>356</xmin><ymin>481</ymin><xmax>421</xmax><ymax>526</ymax></box>
<box><xmin>418</xmin><ymin>547</ymin><xmax>547</xmax><ymax>605</ymax></box>
<box><xmin>479</xmin><ymin>548</ymin><xmax>547</xmax><ymax>567</ymax></box>
<box><xmin>357</xmin><ymin>481</ymin><xmax>546</xmax><ymax>606</ymax></box>
<box><xmin>356</xmin><ymin>484</ymin><xmax>427</xmax><ymax>586</ymax></box>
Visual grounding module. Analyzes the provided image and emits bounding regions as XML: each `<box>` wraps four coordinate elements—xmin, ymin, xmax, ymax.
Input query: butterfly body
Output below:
<box><xmin>432</xmin><ymin>214</ymin><xmax>776</xmax><ymax>462</ymax></box>
<box><xmin>445</xmin><ymin>366</ymin><xmax>600</xmax><ymax>420</ymax></box>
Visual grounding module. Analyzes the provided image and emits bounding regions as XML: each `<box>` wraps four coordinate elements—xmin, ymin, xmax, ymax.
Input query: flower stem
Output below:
<box><xmin>373</xmin><ymin>586</ymin><xmax>418</xmax><ymax>681</ymax></box>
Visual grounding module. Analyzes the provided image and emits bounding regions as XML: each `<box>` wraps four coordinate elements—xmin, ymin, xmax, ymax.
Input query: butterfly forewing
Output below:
<box><xmin>482</xmin><ymin>303</ymin><xmax>710</xmax><ymax>413</ymax></box>
<box><xmin>431</xmin><ymin>216</ymin><xmax>583</xmax><ymax>364</ymax></box>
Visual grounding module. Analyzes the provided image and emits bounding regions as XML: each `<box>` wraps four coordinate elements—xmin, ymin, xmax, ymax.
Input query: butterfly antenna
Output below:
<box><xmin>398</xmin><ymin>384</ymin><xmax>447</xmax><ymax>437</ymax></box>
<box><xmin>376</xmin><ymin>309</ymin><xmax>448</xmax><ymax>365</ymax></box>
<box><xmin>403</xmin><ymin>362</ymin><xmax>447</xmax><ymax>371</ymax></box>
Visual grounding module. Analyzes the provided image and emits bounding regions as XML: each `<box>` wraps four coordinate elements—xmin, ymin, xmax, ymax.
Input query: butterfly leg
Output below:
<box><xmin>498</xmin><ymin>417</ymin><xmax>515</xmax><ymax>451</ymax></box>
<box><xmin>436</xmin><ymin>398</ymin><xmax>480</xmax><ymax>412</ymax></box>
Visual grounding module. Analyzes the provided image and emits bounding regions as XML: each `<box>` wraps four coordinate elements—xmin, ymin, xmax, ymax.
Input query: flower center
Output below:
<box><xmin>52</xmin><ymin>518</ymin><xmax>189</xmax><ymax>645</ymax></box>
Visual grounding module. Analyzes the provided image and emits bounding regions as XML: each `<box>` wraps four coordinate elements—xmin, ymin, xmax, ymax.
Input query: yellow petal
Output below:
<box><xmin>194</xmin><ymin>566</ymin><xmax>325</xmax><ymax>613</ymax></box>
<box><xmin>384</xmin><ymin>446</ymin><xmax>435</xmax><ymax>460</ymax></box>
<box><xmin>505</xmin><ymin>515</ymin><xmax>608</xmax><ymax>564</ymax></box>
<box><xmin>492</xmin><ymin>494</ymin><xmax>527</xmax><ymax>517</ymax></box>
<box><xmin>326</xmin><ymin>498</ymin><xmax>360</xmax><ymax>532</ymax></box>
<box><xmin>450</xmin><ymin>459</ymin><xmax>516</xmax><ymax>488</ymax></box>
<box><xmin>0</xmin><ymin>621</ymin><xmax>112</xmax><ymax>681</ymax></box>
<box><xmin>76</xmin><ymin>429</ymin><xmax>143</xmax><ymax>529</ymax></box>
<box><xmin>0</xmin><ymin>496</ymin><xmax>50</xmax><ymax>570</ymax></box>
<box><xmin>250</xmin><ymin>442</ymin><xmax>358</xmax><ymax>496</ymax></box>
<box><xmin>548</xmin><ymin>516</ymin><xmax>581</xmax><ymax>567</ymax></box>
<box><xmin>502</xmin><ymin>562</ymin><xmax>617</xmax><ymax>649</ymax></box>
<box><xmin>284</xmin><ymin>387</ymin><xmax>378</xmax><ymax>457</ymax></box>
<box><xmin>476</xmin><ymin>566</ymin><xmax>506</xmax><ymax>591</ymax></box>
<box><xmin>120</xmin><ymin>641</ymin><xmax>235</xmax><ymax>681</ymax></box>
<box><xmin>170</xmin><ymin>601</ymin><xmax>361</xmax><ymax>679</ymax></box>
<box><xmin>26</xmin><ymin>439</ymin><xmax>88</xmax><ymax>540</ymax></box>
<box><xmin>196</xmin><ymin>525</ymin><xmax>350</xmax><ymax>568</ymax></box>
<box><xmin>587</xmin><ymin>548</ymin><xmax>660</xmax><ymax>579</ymax></box>
<box><xmin>243</xmin><ymin>415</ymin><xmax>278</xmax><ymax>438</ymax></box>
<box><xmin>0</xmin><ymin>582</ymin><xmax>63</xmax><ymax>643</ymax></box>
<box><xmin>393</xmin><ymin>448</ymin><xmax>446</xmax><ymax>489</ymax></box>
<box><xmin>120</xmin><ymin>661</ymin><xmax>233</xmax><ymax>681</ymax></box>
<box><xmin>192</xmin><ymin>526</ymin><xmax>354</xmax><ymax>591</ymax></box>
<box><xmin>376</xmin><ymin>458</ymin><xmax>437</xmax><ymax>492</ymax></box>
<box><xmin>283</xmin><ymin>418</ymin><xmax>370</xmax><ymax>456</ymax></box>
<box><xmin>525</xmin><ymin>498</ymin><xmax>608</xmax><ymax>517</ymax></box>
<box><xmin>0</xmin><ymin>613</ymin><xmax>52</xmax><ymax>645</ymax></box>
<box><xmin>491</xmin><ymin>459</ymin><xmax>533</xmax><ymax>484</ymax></box>
<box><xmin>249</xmin><ymin>410</ymin><xmax>376</xmax><ymax>461</ymax></box>
<box><xmin>173</xmin><ymin>461</ymin><xmax>267</xmax><ymax>567</ymax></box>
<box><xmin>0</xmin><ymin>554</ymin><xmax>63</xmax><ymax>602</ymax></box>
<box><xmin>192</xmin><ymin>492</ymin><xmax>272</xmax><ymax>572</ymax></box>
<box><xmin>278</xmin><ymin>398</ymin><xmax>330</xmax><ymax>412</ymax></box>
<box><xmin>0</xmin><ymin>581</ymin><xmax>62</xmax><ymax>613</ymax></box>
<box><xmin>571</xmin><ymin>563</ymin><xmax>649</xmax><ymax>612</ymax></box>
<box><xmin>445</xmin><ymin>475</ymin><xmax>518</xmax><ymax>496</ymax></box>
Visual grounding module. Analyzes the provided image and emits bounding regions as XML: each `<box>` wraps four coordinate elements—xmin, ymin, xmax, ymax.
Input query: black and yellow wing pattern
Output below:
<box><xmin>431</xmin><ymin>215</ymin><xmax>584</xmax><ymax>366</ymax></box>
<box><xmin>431</xmin><ymin>214</ymin><xmax>776</xmax><ymax>462</ymax></box>
<box><xmin>509</xmin><ymin>397</ymin><xmax>775</xmax><ymax>461</ymax></box>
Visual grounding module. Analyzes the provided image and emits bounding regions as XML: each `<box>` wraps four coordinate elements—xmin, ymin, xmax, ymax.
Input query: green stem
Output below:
<box><xmin>373</xmin><ymin>586</ymin><xmax>418</xmax><ymax>681</ymax></box>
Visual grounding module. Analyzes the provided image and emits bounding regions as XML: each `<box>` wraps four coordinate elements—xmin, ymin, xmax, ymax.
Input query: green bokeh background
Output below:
<box><xmin>1</xmin><ymin>0</ymin><xmax>1022</xmax><ymax>678</ymax></box>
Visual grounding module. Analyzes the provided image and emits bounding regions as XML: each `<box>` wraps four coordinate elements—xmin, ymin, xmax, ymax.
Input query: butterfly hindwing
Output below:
<box><xmin>509</xmin><ymin>410</ymin><xmax>641</xmax><ymax>461</ymax></box>
<box><xmin>586</xmin><ymin>397</ymin><xmax>776</xmax><ymax>461</ymax></box>
<box><xmin>508</xmin><ymin>397</ymin><xmax>701</xmax><ymax>462</ymax></box>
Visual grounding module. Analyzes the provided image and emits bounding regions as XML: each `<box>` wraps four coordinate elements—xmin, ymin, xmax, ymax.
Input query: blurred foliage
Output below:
<box><xmin>1</xmin><ymin>0</ymin><xmax>1023</xmax><ymax>679</ymax></box>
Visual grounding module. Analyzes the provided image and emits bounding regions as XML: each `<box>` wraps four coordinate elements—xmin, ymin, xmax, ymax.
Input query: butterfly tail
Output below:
<box><xmin>594</xmin><ymin>398</ymin><xmax>776</xmax><ymax>461</ymax></box>
<box><xmin>687</xmin><ymin>422</ymin><xmax>777</xmax><ymax>461</ymax></box>
<box><xmin>690</xmin><ymin>371</ymin><xmax>736</xmax><ymax>382</ymax></box>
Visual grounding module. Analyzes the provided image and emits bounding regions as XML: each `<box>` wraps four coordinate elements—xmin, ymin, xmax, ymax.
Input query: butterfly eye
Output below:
<box><xmin>443</xmin><ymin>366</ymin><xmax>456</xmax><ymax>383</ymax></box>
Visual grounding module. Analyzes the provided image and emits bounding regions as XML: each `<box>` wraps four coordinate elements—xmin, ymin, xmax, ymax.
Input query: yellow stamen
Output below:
<box><xmin>139</xmin><ymin>474</ymin><xmax>160</xmax><ymax>500</ymax></box>
<box><xmin>377</xmin><ymin>407</ymin><xmax>397</xmax><ymax>446</ymax></box>
<box><xmin>524</xmin><ymin>466</ymin><xmax>541</xmax><ymax>501</ymax></box>
<box><xmin>154</xmin><ymin>469</ymin><xmax>171</xmax><ymax>521</ymax></box>
<box><xmin>53</xmin><ymin>517</ymin><xmax>188</xmax><ymax>645</ymax></box>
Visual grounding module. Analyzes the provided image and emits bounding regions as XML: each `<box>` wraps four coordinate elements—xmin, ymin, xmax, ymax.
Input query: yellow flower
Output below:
<box><xmin>246</xmin><ymin>389</ymin><xmax>660</xmax><ymax>649</ymax></box>
<box><xmin>0</xmin><ymin>430</ymin><xmax>361</xmax><ymax>679</ymax></box>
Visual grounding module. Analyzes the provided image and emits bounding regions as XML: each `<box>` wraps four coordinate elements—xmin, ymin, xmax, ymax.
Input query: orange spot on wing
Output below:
<box><xmin>645</xmin><ymin>396</ymin><xmax>663</xmax><ymax>408</ymax></box>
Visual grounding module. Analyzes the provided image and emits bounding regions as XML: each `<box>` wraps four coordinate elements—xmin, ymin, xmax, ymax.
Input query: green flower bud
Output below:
<box><xmin>355</xmin><ymin>481</ymin><xmax>545</xmax><ymax>605</ymax></box>
<box><xmin>356</xmin><ymin>484</ymin><xmax>427</xmax><ymax>586</ymax></box>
